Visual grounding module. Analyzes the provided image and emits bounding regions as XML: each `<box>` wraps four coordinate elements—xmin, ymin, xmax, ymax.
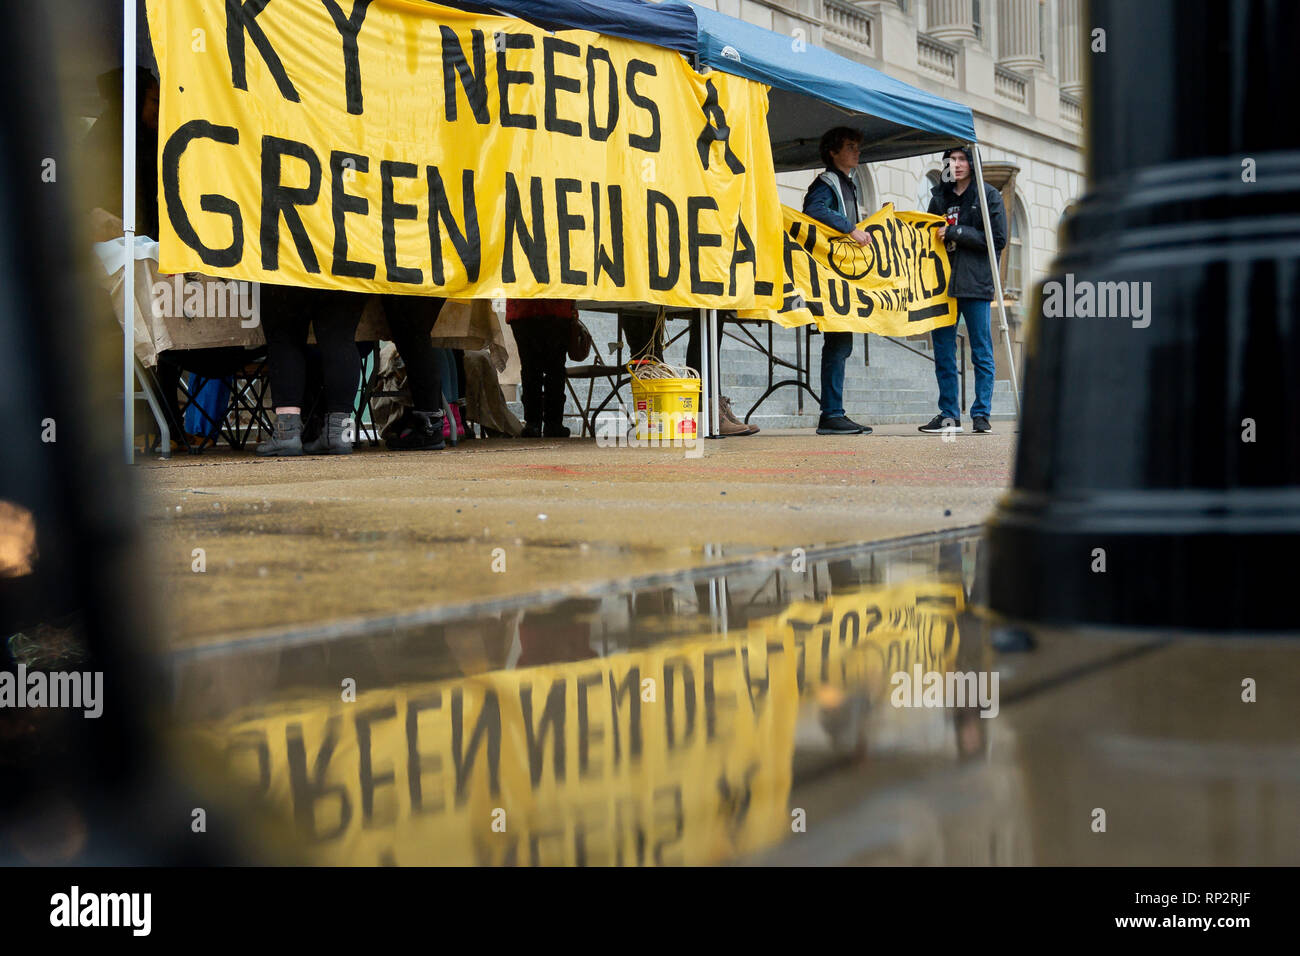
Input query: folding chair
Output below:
<box><xmin>352</xmin><ymin>343</ymin><xmax>387</xmax><ymax>448</ymax></box>
<box><xmin>173</xmin><ymin>348</ymin><xmax>273</xmax><ymax>452</ymax></box>
<box><xmin>567</xmin><ymin>310</ymin><xmax>696</xmax><ymax>437</ymax></box>
<box><xmin>565</xmin><ymin>361</ymin><xmax>629</xmax><ymax>437</ymax></box>
<box><xmin>226</xmin><ymin>357</ymin><xmax>275</xmax><ymax>447</ymax></box>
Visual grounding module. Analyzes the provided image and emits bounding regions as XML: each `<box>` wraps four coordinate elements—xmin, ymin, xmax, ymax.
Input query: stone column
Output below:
<box><xmin>1058</xmin><ymin>0</ymin><xmax>1084</xmax><ymax>96</ymax></box>
<box><xmin>926</xmin><ymin>0</ymin><xmax>977</xmax><ymax>43</ymax></box>
<box><xmin>997</xmin><ymin>0</ymin><xmax>1041</xmax><ymax>71</ymax></box>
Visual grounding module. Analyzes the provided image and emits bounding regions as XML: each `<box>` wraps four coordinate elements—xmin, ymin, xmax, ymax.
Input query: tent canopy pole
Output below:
<box><xmin>971</xmin><ymin>143</ymin><xmax>1021</xmax><ymax>417</ymax></box>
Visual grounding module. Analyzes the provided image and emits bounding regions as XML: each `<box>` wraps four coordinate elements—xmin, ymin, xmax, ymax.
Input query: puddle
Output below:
<box><xmin>164</xmin><ymin>532</ymin><xmax>1300</xmax><ymax>865</ymax></box>
<box><xmin>166</xmin><ymin>534</ymin><xmax>972</xmax><ymax>864</ymax></box>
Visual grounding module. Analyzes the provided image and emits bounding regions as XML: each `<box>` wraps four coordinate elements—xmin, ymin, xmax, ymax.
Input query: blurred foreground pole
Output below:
<box><xmin>122</xmin><ymin>0</ymin><xmax>137</xmax><ymax>463</ymax></box>
<box><xmin>984</xmin><ymin>0</ymin><xmax>1300</xmax><ymax>630</ymax></box>
<box><xmin>0</xmin><ymin>0</ymin><xmax>227</xmax><ymax>864</ymax></box>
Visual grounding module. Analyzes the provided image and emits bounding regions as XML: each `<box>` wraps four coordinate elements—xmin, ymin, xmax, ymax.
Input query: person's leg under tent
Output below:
<box><xmin>540</xmin><ymin>315</ymin><xmax>571</xmax><ymax>437</ymax></box>
<box><xmin>302</xmin><ymin>291</ymin><xmax>365</xmax><ymax>455</ymax></box>
<box><xmin>511</xmin><ymin>321</ymin><xmax>545</xmax><ymax>437</ymax></box>
<box><xmin>383</xmin><ymin>294</ymin><xmax>447</xmax><ymax>449</ymax></box>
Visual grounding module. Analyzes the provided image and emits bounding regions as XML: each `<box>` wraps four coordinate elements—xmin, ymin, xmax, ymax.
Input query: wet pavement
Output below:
<box><xmin>139</xmin><ymin>427</ymin><xmax>1015</xmax><ymax>645</ymax></box>
<box><xmin>166</xmin><ymin>531</ymin><xmax>1300</xmax><ymax>866</ymax></box>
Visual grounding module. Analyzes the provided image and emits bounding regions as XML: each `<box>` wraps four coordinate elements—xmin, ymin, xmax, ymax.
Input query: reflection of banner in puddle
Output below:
<box><xmin>191</xmin><ymin>581</ymin><xmax>961</xmax><ymax>865</ymax></box>
<box><xmin>777</xmin><ymin>581</ymin><xmax>962</xmax><ymax>700</ymax></box>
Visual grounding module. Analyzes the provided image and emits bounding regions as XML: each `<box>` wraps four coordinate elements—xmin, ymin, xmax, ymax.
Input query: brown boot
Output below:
<box><xmin>719</xmin><ymin>396</ymin><xmax>758</xmax><ymax>435</ymax></box>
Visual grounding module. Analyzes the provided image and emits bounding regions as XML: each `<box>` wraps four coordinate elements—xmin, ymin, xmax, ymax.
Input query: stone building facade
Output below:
<box><xmin>704</xmin><ymin>0</ymin><xmax>1086</xmax><ymax>317</ymax></box>
<box><xmin>573</xmin><ymin>1</ymin><xmax>1090</xmax><ymax>428</ymax></box>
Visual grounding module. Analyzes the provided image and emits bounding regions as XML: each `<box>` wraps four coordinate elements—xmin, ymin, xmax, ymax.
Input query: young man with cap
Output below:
<box><xmin>803</xmin><ymin>127</ymin><xmax>873</xmax><ymax>436</ymax></box>
<box><xmin>920</xmin><ymin>146</ymin><xmax>1007</xmax><ymax>435</ymax></box>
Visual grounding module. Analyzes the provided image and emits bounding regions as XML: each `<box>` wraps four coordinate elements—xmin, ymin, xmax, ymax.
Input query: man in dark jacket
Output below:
<box><xmin>802</xmin><ymin>127</ymin><xmax>873</xmax><ymax>436</ymax></box>
<box><xmin>920</xmin><ymin>146</ymin><xmax>1006</xmax><ymax>435</ymax></box>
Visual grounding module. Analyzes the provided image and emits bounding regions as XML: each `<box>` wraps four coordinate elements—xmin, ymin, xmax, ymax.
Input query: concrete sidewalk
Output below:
<box><xmin>140</xmin><ymin>425</ymin><xmax>1015</xmax><ymax>645</ymax></box>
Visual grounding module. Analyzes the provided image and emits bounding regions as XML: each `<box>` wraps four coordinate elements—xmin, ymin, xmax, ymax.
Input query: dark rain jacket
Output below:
<box><xmin>927</xmin><ymin>179</ymin><xmax>1007</xmax><ymax>300</ymax></box>
<box><xmin>803</xmin><ymin>167</ymin><xmax>861</xmax><ymax>234</ymax></box>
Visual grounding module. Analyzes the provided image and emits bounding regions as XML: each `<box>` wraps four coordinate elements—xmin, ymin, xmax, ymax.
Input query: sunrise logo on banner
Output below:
<box><xmin>739</xmin><ymin>203</ymin><xmax>958</xmax><ymax>336</ymax></box>
<box><xmin>147</xmin><ymin>0</ymin><xmax>784</xmax><ymax>309</ymax></box>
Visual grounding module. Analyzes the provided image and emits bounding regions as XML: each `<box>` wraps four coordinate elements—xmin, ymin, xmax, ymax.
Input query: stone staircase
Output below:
<box><xmin>506</xmin><ymin>311</ymin><xmax>1019</xmax><ymax>431</ymax></box>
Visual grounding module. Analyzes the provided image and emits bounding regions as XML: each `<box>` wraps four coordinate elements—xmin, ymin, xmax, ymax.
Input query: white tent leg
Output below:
<box><xmin>123</xmin><ymin>0</ymin><xmax>138</xmax><ymax>462</ymax></box>
<box><xmin>135</xmin><ymin>356</ymin><xmax>171</xmax><ymax>460</ymax></box>
<box><xmin>698</xmin><ymin>307</ymin><xmax>714</xmax><ymax>438</ymax></box>
<box><xmin>971</xmin><ymin>143</ymin><xmax>1021</xmax><ymax>417</ymax></box>
<box><xmin>707</xmin><ymin>308</ymin><xmax>721</xmax><ymax>436</ymax></box>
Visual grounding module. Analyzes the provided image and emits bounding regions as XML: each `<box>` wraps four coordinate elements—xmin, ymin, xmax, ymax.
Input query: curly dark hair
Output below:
<box><xmin>819</xmin><ymin>127</ymin><xmax>863</xmax><ymax>168</ymax></box>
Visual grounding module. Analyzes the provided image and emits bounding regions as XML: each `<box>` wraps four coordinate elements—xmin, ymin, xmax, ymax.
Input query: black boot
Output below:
<box><xmin>255</xmin><ymin>412</ymin><xmax>303</xmax><ymax>457</ymax></box>
<box><xmin>386</xmin><ymin>408</ymin><xmax>446</xmax><ymax>450</ymax></box>
<box><xmin>303</xmin><ymin>412</ymin><xmax>354</xmax><ymax>455</ymax></box>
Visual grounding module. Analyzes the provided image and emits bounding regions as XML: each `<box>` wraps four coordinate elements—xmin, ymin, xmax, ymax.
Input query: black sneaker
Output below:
<box><xmin>918</xmin><ymin>414</ymin><xmax>962</xmax><ymax>434</ymax></box>
<box><xmin>972</xmin><ymin>416</ymin><xmax>992</xmax><ymax>433</ymax></box>
<box><xmin>386</xmin><ymin>409</ymin><xmax>446</xmax><ymax>450</ymax></box>
<box><xmin>543</xmin><ymin>422</ymin><xmax>571</xmax><ymax>438</ymax></box>
<box><xmin>520</xmin><ymin>423</ymin><xmax>542</xmax><ymax>438</ymax></box>
<box><xmin>817</xmin><ymin>415</ymin><xmax>864</xmax><ymax>435</ymax></box>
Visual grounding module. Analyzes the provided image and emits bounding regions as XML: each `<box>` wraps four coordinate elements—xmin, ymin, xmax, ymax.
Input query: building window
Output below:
<box><xmin>918</xmin><ymin>170</ymin><xmax>941</xmax><ymax>212</ymax></box>
<box><xmin>973</xmin><ymin>0</ymin><xmax>982</xmax><ymax>40</ymax></box>
<box><xmin>1058</xmin><ymin>199</ymin><xmax>1079</xmax><ymax>247</ymax></box>
<box><xmin>1005</xmin><ymin>196</ymin><xmax>1029</xmax><ymax>297</ymax></box>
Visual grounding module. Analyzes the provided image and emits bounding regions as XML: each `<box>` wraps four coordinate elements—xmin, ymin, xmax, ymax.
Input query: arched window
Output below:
<box><xmin>1005</xmin><ymin>195</ymin><xmax>1029</xmax><ymax>298</ymax></box>
<box><xmin>918</xmin><ymin>169</ymin><xmax>941</xmax><ymax>212</ymax></box>
<box><xmin>1058</xmin><ymin>199</ymin><xmax>1079</xmax><ymax>247</ymax></box>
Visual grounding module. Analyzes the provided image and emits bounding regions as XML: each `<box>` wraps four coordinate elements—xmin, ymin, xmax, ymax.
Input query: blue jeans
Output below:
<box><xmin>931</xmin><ymin>298</ymin><xmax>994</xmax><ymax>421</ymax></box>
<box><xmin>818</xmin><ymin>331</ymin><xmax>854</xmax><ymax>419</ymax></box>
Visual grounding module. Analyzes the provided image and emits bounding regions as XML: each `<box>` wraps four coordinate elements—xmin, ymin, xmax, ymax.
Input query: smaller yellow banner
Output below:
<box><xmin>740</xmin><ymin>203</ymin><xmax>958</xmax><ymax>336</ymax></box>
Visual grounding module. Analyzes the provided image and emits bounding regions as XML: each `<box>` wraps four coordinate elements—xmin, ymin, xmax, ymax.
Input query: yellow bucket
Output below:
<box><xmin>628</xmin><ymin>368</ymin><xmax>700</xmax><ymax>443</ymax></box>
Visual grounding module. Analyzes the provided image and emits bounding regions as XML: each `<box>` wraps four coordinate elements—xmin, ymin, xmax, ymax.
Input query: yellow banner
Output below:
<box><xmin>147</xmin><ymin>0</ymin><xmax>784</xmax><ymax>309</ymax></box>
<box><xmin>181</xmin><ymin>581</ymin><xmax>961</xmax><ymax>865</ymax></box>
<box><xmin>740</xmin><ymin>203</ymin><xmax>958</xmax><ymax>335</ymax></box>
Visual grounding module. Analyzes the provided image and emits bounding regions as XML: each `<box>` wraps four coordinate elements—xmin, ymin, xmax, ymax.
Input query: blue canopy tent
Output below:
<box><xmin>116</xmin><ymin>0</ymin><xmax>1013</xmax><ymax>455</ymax></box>
<box><xmin>438</xmin><ymin>0</ymin><xmax>976</xmax><ymax>167</ymax></box>
<box><xmin>436</xmin><ymin>0</ymin><xmax>1014</xmax><ymax>437</ymax></box>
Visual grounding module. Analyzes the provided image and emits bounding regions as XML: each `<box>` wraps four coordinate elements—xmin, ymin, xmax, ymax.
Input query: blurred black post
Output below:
<box><xmin>0</xmin><ymin>0</ymin><xmax>232</xmax><ymax>864</ymax></box>
<box><xmin>983</xmin><ymin>0</ymin><xmax>1300</xmax><ymax>630</ymax></box>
